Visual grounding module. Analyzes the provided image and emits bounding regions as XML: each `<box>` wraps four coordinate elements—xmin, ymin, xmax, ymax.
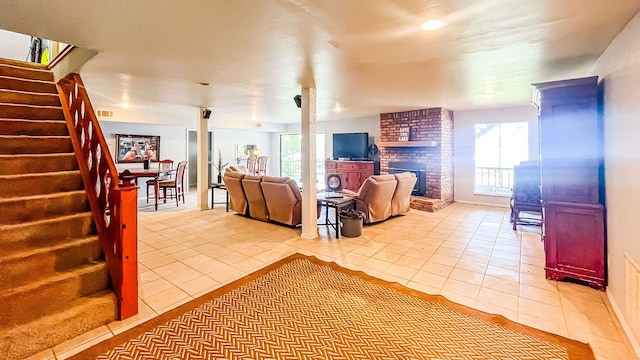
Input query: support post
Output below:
<box><xmin>301</xmin><ymin>87</ymin><xmax>318</xmax><ymax>239</ymax></box>
<box><xmin>197</xmin><ymin>107</ymin><xmax>210</xmax><ymax>210</ymax></box>
<box><xmin>115</xmin><ymin>172</ymin><xmax>138</xmax><ymax>319</ymax></box>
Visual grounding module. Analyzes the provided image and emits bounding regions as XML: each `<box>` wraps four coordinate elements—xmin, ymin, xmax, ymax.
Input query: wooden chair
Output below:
<box><xmin>146</xmin><ymin>159</ymin><xmax>174</xmax><ymax>203</ymax></box>
<box><xmin>246</xmin><ymin>156</ymin><xmax>257</xmax><ymax>175</ymax></box>
<box><xmin>256</xmin><ymin>156</ymin><xmax>268</xmax><ymax>176</ymax></box>
<box><xmin>510</xmin><ymin>161</ymin><xmax>542</xmax><ymax>230</ymax></box>
<box><xmin>158</xmin><ymin>161</ymin><xmax>187</xmax><ymax>206</ymax></box>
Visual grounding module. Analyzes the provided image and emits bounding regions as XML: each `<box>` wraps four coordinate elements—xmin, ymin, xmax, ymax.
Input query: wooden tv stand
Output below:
<box><xmin>325</xmin><ymin>160</ymin><xmax>374</xmax><ymax>191</ymax></box>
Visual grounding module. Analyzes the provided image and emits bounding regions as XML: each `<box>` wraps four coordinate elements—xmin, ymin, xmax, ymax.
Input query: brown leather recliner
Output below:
<box><xmin>391</xmin><ymin>172</ymin><xmax>417</xmax><ymax>216</ymax></box>
<box><xmin>223</xmin><ymin>169</ymin><xmax>248</xmax><ymax>215</ymax></box>
<box><xmin>242</xmin><ymin>175</ymin><xmax>269</xmax><ymax>221</ymax></box>
<box><xmin>260</xmin><ymin>176</ymin><xmax>302</xmax><ymax>226</ymax></box>
<box><xmin>349</xmin><ymin>174</ymin><xmax>398</xmax><ymax>223</ymax></box>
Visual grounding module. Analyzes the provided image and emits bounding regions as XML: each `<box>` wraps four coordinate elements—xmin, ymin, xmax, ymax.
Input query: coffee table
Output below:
<box><xmin>317</xmin><ymin>192</ymin><xmax>356</xmax><ymax>238</ymax></box>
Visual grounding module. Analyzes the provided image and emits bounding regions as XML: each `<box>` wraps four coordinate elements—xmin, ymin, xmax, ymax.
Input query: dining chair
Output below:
<box><xmin>246</xmin><ymin>156</ymin><xmax>257</xmax><ymax>175</ymax></box>
<box><xmin>158</xmin><ymin>161</ymin><xmax>187</xmax><ymax>206</ymax></box>
<box><xmin>146</xmin><ymin>159</ymin><xmax>174</xmax><ymax>203</ymax></box>
<box><xmin>256</xmin><ymin>156</ymin><xmax>268</xmax><ymax>176</ymax></box>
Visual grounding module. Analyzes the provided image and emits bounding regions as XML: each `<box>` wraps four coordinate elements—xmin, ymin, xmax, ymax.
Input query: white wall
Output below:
<box><xmin>453</xmin><ymin>106</ymin><xmax>539</xmax><ymax>206</ymax></box>
<box><xmin>99</xmin><ymin>121</ymin><xmax>189</xmax><ymax>173</ymax></box>
<box><xmin>588</xmin><ymin>10</ymin><xmax>640</xmax><ymax>340</ymax></box>
<box><xmin>285</xmin><ymin>115</ymin><xmax>380</xmax><ymax>160</ymax></box>
<box><xmin>0</xmin><ymin>29</ymin><xmax>31</xmax><ymax>61</ymax></box>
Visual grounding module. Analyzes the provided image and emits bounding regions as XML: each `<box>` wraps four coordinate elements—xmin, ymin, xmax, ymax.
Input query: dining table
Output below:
<box><xmin>125</xmin><ymin>169</ymin><xmax>161</xmax><ymax>210</ymax></box>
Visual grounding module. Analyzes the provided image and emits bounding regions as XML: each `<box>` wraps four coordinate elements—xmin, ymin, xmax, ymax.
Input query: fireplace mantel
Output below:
<box><xmin>378</xmin><ymin>141</ymin><xmax>439</xmax><ymax>148</ymax></box>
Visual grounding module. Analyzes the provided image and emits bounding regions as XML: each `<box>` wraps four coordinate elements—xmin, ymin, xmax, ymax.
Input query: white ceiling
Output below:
<box><xmin>1</xmin><ymin>0</ymin><xmax>638</xmax><ymax>124</ymax></box>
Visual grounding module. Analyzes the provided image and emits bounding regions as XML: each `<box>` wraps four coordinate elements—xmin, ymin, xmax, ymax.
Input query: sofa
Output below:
<box><xmin>344</xmin><ymin>172</ymin><xmax>417</xmax><ymax>224</ymax></box>
<box><xmin>223</xmin><ymin>169</ymin><xmax>305</xmax><ymax>226</ymax></box>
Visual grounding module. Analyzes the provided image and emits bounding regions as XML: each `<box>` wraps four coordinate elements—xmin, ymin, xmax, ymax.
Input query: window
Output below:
<box><xmin>280</xmin><ymin>133</ymin><xmax>325</xmax><ymax>188</ymax></box>
<box><xmin>474</xmin><ymin>122</ymin><xmax>528</xmax><ymax>196</ymax></box>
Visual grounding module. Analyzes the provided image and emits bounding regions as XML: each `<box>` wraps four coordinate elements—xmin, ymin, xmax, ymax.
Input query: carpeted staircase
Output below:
<box><xmin>0</xmin><ymin>58</ymin><xmax>117</xmax><ymax>360</ymax></box>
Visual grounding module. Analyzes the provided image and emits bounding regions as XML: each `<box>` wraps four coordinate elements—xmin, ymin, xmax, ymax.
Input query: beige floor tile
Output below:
<box><xmin>473</xmin><ymin>301</ymin><xmax>518</xmax><ymax>322</ymax></box>
<box><xmin>481</xmin><ymin>275</ymin><xmax>519</xmax><ymax>295</ymax></box>
<box><xmin>519</xmin><ymin>284</ymin><xmax>561</xmax><ymax>306</ymax></box>
<box><xmin>449</xmin><ymin>268</ymin><xmax>485</xmax><ymax>286</ymax></box>
<box><xmin>517</xmin><ymin>313</ymin><xmax>568</xmax><ymax>337</ymax></box>
<box><xmin>107</xmin><ymin>300</ymin><xmax>157</xmax><ymax>335</ymax></box>
<box><xmin>442</xmin><ymin>278</ymin><xmax>480</xmax><ymax>299</ymax></box>
<box><xmin>361</xmin><ymin>257</ymin><xmax>393</xmax><ymax>273</ymax></box>
<box><xmin>142</xmin><ymin>286</ymin><xmax>191</xmax><ymax>312</ymax></box>
<box><xmin>178</xmin><ymin>275</ymin><xmax>221</xmax><ymax>296</ymax></box>
<box><xmin>383</xmin><ymin>263</ymin><xmax>420</xmax><ymax>281</ymax></box>
<box><xmin>428</xmin><ymin>253</ymin><xmax>460</xmax><ymax>267</ymax></box>
<box><xmin>485</xmin><ymin>265</ymin><xmax>520</xmax><ymax>282</ymax></box>
<box><xmin>420</xmin><ymin>261</ymin><xmax>454</xmax><ymax>278</ymax></box>
<box><xmin>139</xmin><ymin>277</ymin><xmax>178</xmax><ymax>298</ymax></box>
<box><xmin>477</xmin><ymin>287</ymin><xmax>518</xmax><ymax>312</ymax></box>
<box><xmin>410</xmin><ymin>271</ymin><xmax>448</xmax><ymax>290</ymax></box>
<box><xmin>590</xmin><ymin>336</ymin><xmax>636</xmax><ymax>360</ymax></box>
<box><xmin>518</xmin><ymin>297</ymin><xmax>564</xmax><ymax>320</ymax></box>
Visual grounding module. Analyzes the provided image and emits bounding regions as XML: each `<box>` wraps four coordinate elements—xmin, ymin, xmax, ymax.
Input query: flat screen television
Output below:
<box><xmin>333</xmin><ymin>132</ymin><xmax>369</xmax><ymax>160</ymax></box>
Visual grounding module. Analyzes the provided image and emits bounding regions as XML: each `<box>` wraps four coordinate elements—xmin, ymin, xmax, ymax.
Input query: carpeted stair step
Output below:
<box><xmin>0</xmin><ymin>64</ymin><xmax>53</xmax><ymax>81</ymax></box>
<box><xmin>0</xmin><ymin>212</ymin><xmax>95</xmax><ymax>253</ymax></box>
<box><xmin>0</xmin><ymin>190</ymin><xmax>89</xmax><ymax>225</ymax></box>
<box><xmin>0</xmin><ymin>262</ymin><xmax>110</xmax><ymax>329</ymax></box>
<box><xmin>0</xmin><ymin>103</ymin><xmax>63</xmax><ymax>119</ymax></box>
<box><xmin>0</xmin><ymin>153</ymin><xmax>78</xmax><ymax>175</ymax></box>
<box><xmin>0</xmin><ymin>235</ymin><xmax>101</xmax><ymax>291</ymax></box>
<box><xmin>0</xmin><ymin>57</ymin><xmax>47</xmax><ymax>69</ymax></box>
<box><xmin>0</xmin><ymin>170</ymin><xmax>83</xmax><ymax>197</ymax></box>
<box><xmin>0</xmin><ymin>89</ymin><xmax>60</xmax><ymax>106</ymax></box>
<box><xmin>0</xmin><ymin>135</ymin><xmax>73</xmax><ymax>154</ymax></box>
<box><xmin>0</xmin><ymin>291</ymin><xmax>117</xmax><ymax>360</ymax></box>
<box><xmin>0</xmin><ymin>118</ymin><xmax>68</xmax><ymax>136</ymax></box>
<box><xmin>0</xmin><ymin>75</ymin><xmax>57</xmax><ymax>93</ymax></box>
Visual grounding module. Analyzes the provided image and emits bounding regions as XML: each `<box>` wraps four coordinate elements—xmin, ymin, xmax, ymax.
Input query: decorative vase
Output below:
<box><xmin>217</xmin><ymin>173</ymin><xmax>222</xmax><ymax>184</ymax></box>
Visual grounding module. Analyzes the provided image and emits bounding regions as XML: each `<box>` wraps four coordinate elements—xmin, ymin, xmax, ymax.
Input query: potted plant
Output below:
<box><xmin>214</xmin><ymin>148</ymin><xmax>229</xmax><ymax>183</ymax></box>
<box><xmin>338</xmin><ymin>208</ymin><xmax>366</xmax><ymax>237</ymax></box>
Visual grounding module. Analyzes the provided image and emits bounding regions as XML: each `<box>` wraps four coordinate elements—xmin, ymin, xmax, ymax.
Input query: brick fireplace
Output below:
<box><xmin>379</xmin><ymin>108</ymin><xmax>454</xmax><ymax>211</ymax></box>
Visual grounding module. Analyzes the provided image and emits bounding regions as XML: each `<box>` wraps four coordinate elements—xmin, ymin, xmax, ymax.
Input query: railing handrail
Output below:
<box><xmin>57</xmin><ymin>73</ymin><xmax>138</xmax><ymax>319</ymax></box>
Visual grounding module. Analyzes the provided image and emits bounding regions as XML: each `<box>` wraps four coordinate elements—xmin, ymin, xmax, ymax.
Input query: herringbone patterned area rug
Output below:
<box><xmin>72</xmin><ymin>253</ymin><xmax>595</xmax><ymax>359</ymax></box>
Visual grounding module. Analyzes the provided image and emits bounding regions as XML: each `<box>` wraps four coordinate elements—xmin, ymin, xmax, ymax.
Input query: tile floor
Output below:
<box><xmin>28</xmin><ymin>191</ymin><xmax>637</xmax><ymax>360</ymax></box>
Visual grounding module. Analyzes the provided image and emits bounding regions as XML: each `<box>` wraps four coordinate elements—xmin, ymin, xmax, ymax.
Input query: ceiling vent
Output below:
<box><xmin>96</xmin><ymin>109</ymin><xmax>114</xmax><ymax>118</ymax></box>
<box><xmin>255</xmin><ymin>123</ymin><xmax>263</xmax><ymax>128</ymax></box>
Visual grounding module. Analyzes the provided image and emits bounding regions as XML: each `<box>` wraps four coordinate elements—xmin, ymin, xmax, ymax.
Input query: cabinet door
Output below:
<box><xmin>544</xmin><ymin>202</ymin><xmax>605</xmax><ymax>288</ymax></box>
<box><xmin>539</xmin><ymin>98</ymin><xmax>601</xmax><ymax>204</ymax></box>
<box><xmin>344</xmin><ymin>171</ymin><xmax>361</xmax><ymax>191</ymax></box>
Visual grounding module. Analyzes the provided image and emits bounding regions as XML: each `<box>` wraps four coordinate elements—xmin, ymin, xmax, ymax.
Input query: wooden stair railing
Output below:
<box><xmin>57</xmin><ymin>73</ymin><xmax>138</xmax><ymax>319</ymax></box>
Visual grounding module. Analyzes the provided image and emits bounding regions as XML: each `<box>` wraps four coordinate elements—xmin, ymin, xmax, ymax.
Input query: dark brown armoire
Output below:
<box><xmin>531</xmin><ymin>76</ymin><xmax>606</xmax><ymax>290</ymax></box>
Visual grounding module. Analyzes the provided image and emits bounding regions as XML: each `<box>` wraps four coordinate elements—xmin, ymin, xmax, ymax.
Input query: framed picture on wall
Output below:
<box><xmin>116</xmin><ymin>134</ymin><xmax>160</xmax><ymax>163</ymax></box>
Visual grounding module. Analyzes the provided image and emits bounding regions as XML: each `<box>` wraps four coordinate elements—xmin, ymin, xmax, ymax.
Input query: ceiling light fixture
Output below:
<box><xmin>198</xmin><ymin>82</ymin><xmax>211</xmax><ymax>86</ymax></box>
<box><xmin>422</xmin><ymin>19</ymin><xmax>445</xmax><ymax>31</ymax></box>
<box><xmin>334</xmin><ymin>102</ymin><xmax>343</xmax><ymax>112</ymax></box>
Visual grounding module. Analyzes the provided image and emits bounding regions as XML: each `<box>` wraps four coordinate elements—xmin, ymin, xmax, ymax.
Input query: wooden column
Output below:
<box><xmin>197</xmin><ymin>107</ymin><xmax>210</xmax><ymax>210</ymax></box>
<box><xmin>301</xmin><ymin>87</ymin><xmax>318</xmax><ymax>239</ymax></box>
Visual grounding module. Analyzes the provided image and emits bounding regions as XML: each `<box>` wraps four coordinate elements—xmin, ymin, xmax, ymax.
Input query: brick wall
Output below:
<box><xmin>379</xmin><ymin>108</ymin><xmax>454</xmax><ymax>204</ymax></box>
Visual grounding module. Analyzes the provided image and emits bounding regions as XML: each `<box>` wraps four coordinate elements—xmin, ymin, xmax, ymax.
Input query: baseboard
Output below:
<box><xmin>453</xmin><ymin>200</ymin><xmax>509</xmax><ymax>208</ymax></box>
<box><xmin>606</xmin><ymin>290</ymin><xmax>640</xmax><ymax>358</ymax></box>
